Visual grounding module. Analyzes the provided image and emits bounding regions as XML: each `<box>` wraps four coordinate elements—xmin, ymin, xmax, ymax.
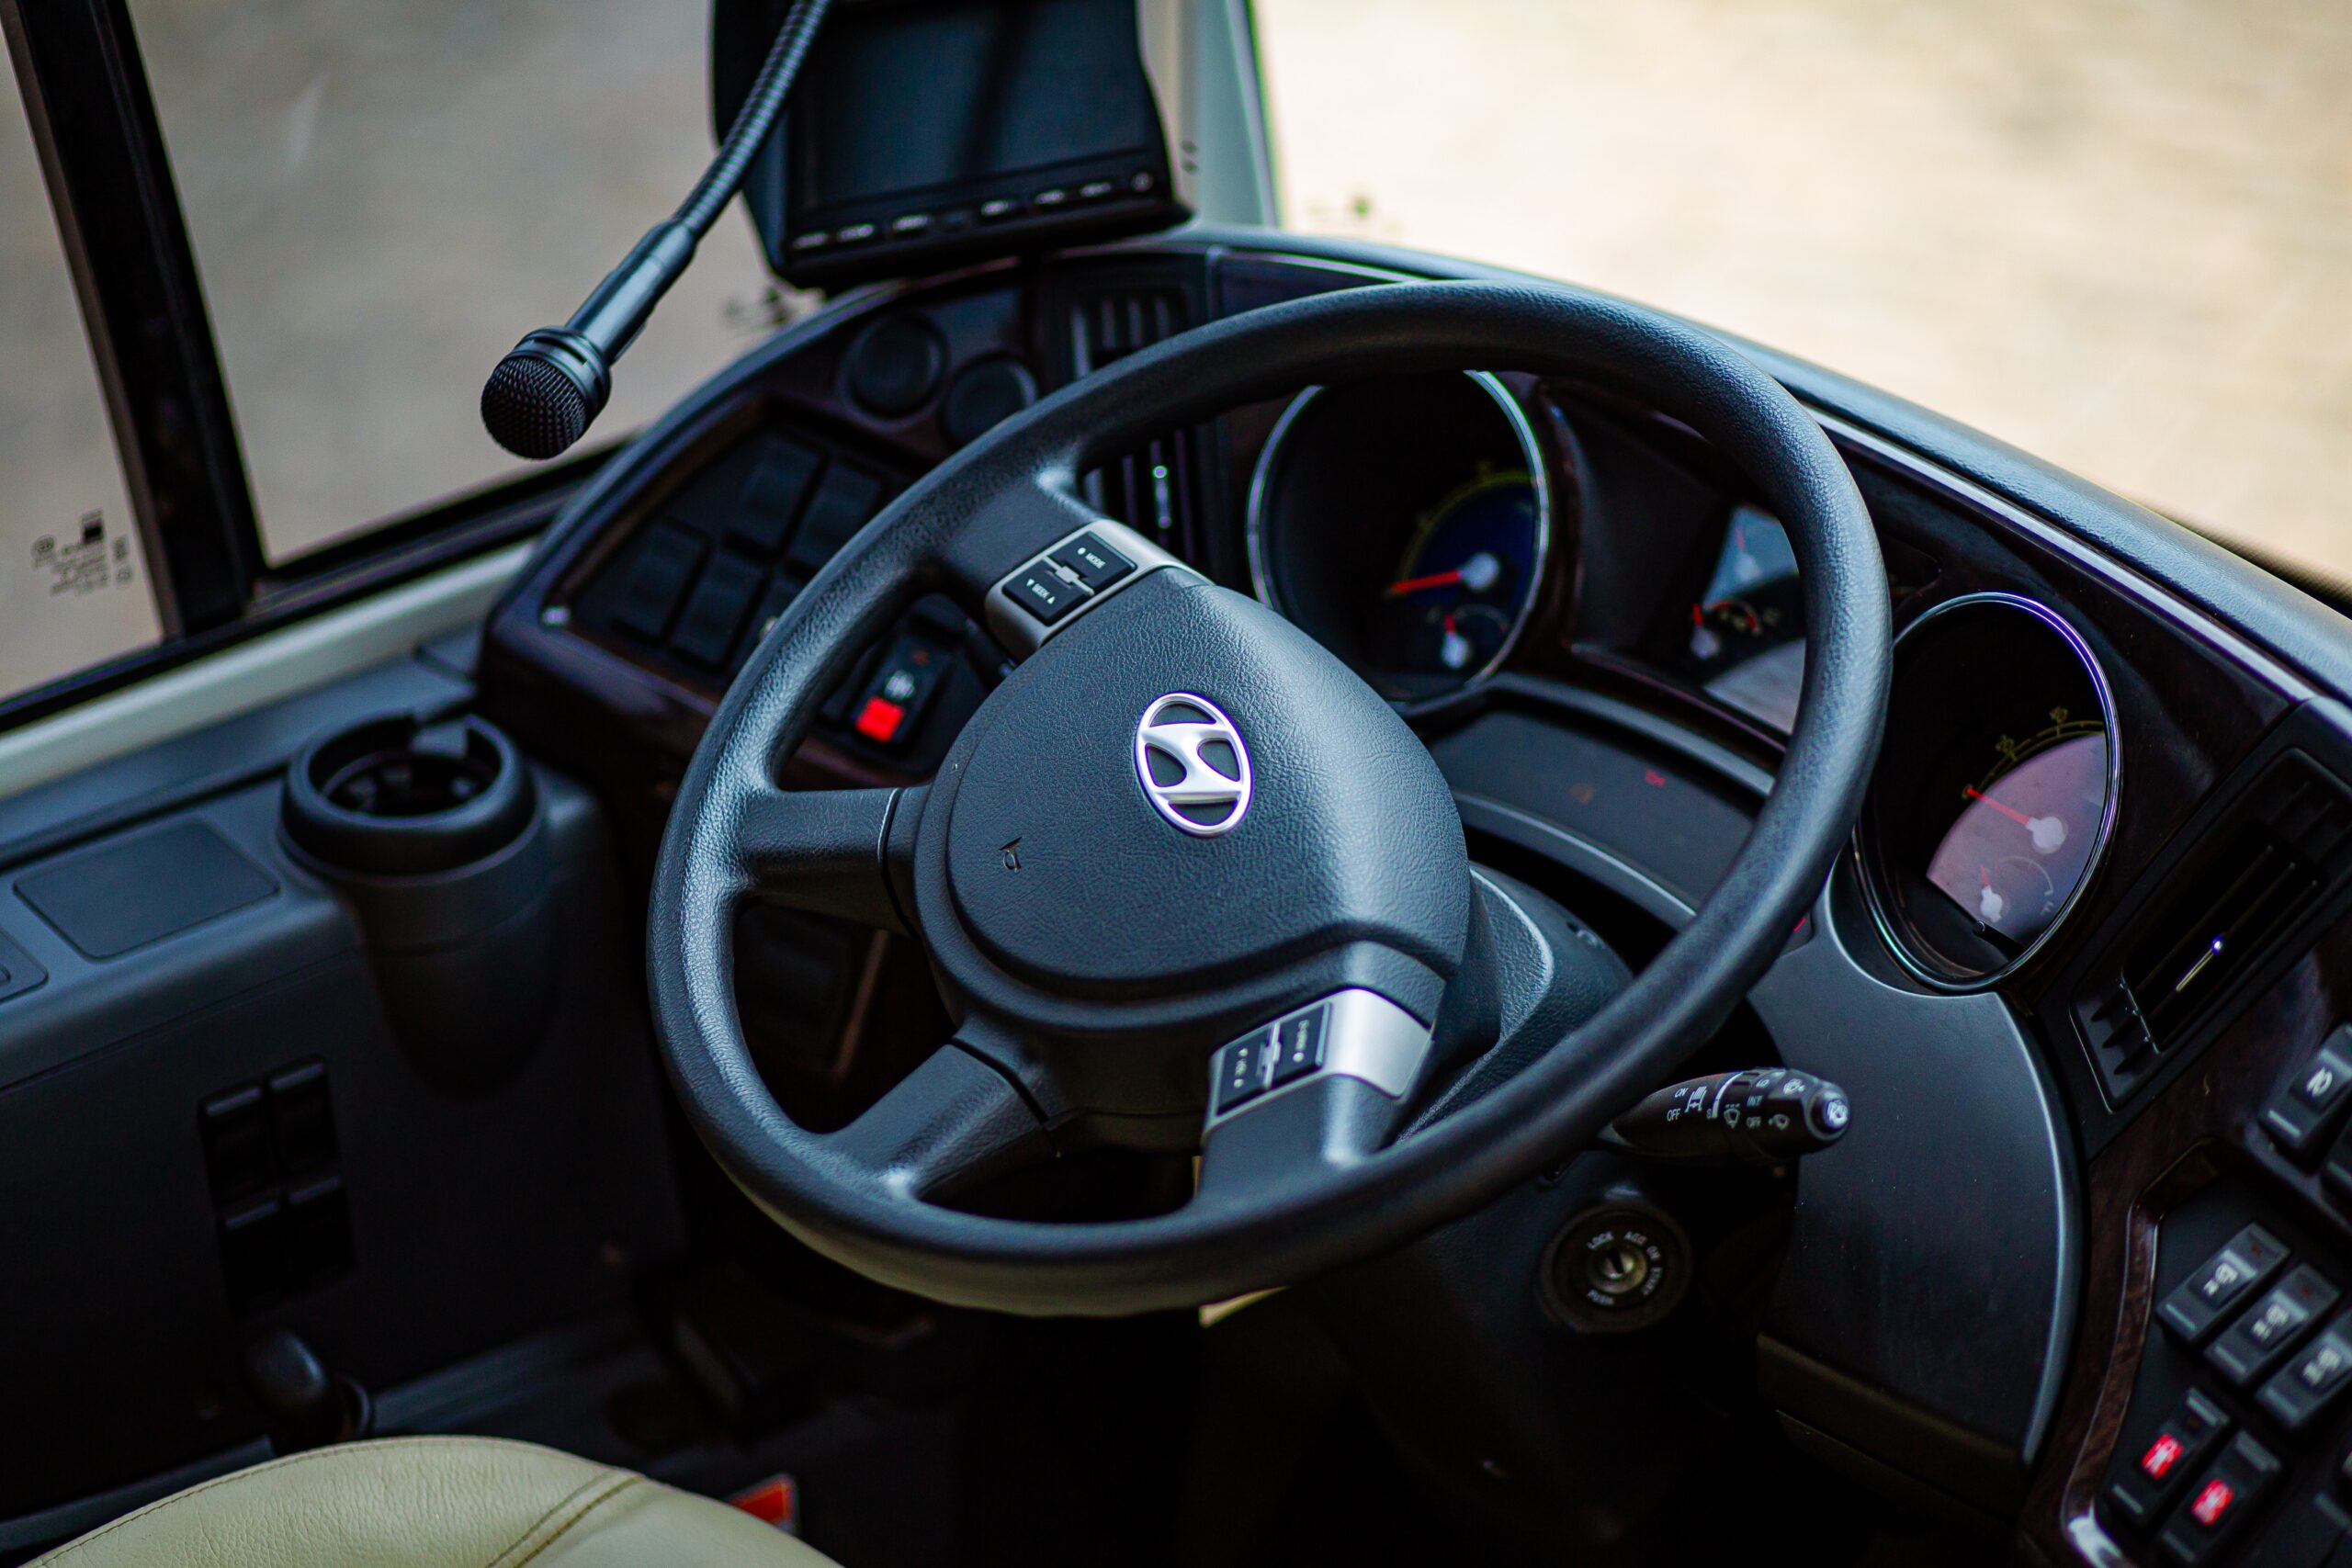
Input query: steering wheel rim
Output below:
<box><xmin>647</xmin><ymin>279</ymin><xmax>1890</xmax><ymax>1316</ymax></box>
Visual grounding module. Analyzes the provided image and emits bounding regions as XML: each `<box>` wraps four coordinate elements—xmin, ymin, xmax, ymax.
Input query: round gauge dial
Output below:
<box><xmin>1247</xmin><ymin>371</ymin><xmax>1552</xmax><ymax>700</ymax></box>
<box><xmin>1366</xmin><ymin>467</ymin><xmax>1544</xmax><ymax>681</ymax></box>
<box><xmin>1857</xmin><ymin>594</ymin><xmax>2119</xmax><ymax>987</ymax></box>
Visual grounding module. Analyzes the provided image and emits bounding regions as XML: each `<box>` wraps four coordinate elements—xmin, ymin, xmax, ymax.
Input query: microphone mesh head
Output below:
<box><xmin>482</xmin><ymin>350</ymin><xmax>591</xmax><ymax>460</ymax></box>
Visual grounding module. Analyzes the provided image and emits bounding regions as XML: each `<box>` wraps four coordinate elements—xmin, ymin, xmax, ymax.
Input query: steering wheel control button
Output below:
<box><xmin>1271</xmin><ymin>1007</ymin><xmax>1329</xmax><ymax>1087</ymax></box>
<box><xmin>981</xmin><ymin>518</ymin><xmax>1191</xmax><ymax>656</ymax></box>
<box><xmin>2156</xmin><ymin>1434</ymin><xmax>2282</xmax><ymax>1566</ymax></box>
<box><xmin>1544</xmin><ymin>1204</ymin><xmax>1691</xmax><ymax>1334</ymax></box>
<box><xmin>1047</xmin><ymin>532</ymin><xmax>1134</xmax><ymax>592</ymax></box>
<box><xmin>1135</xmin><ymin>694</ymin><xmax>1253</xmax><ymax>837</ymax></box>
<box><xmin>2257</xmin><ymin>1317</ymin><xmax>2352</xmax><ymax>1431</ymax></box>
<box><xmin>1214</xmin><ymin>1032</ymin><xmax>1275</xmax><ymax>1115</ymax></box>
<box><xmin>2267</xmin><ymin>1030</ymin><xmax>2352</xmax><ymax>1162</ymax></box>
<box><xmin>2208</xmin><ymin>1266</ymin><xmax>2340</xmax><ymax>1387</ymax></box>
<box><xmin>2106</xmin><ymin>1389</ymin><xmax>2230</xmax><ymax>1531</ymax></box>
<box><xmin>2163</xmin><ymin>1224</ymin><xmax>2290</xmax><ymax>1345</ymax></box>
<box><xmin>1009</xmin><ymin>560</ymin><xmax>1083</xmax><ymax>625</ymax></box>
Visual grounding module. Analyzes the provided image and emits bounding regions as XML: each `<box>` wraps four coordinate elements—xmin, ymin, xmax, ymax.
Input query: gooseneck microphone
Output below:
<box><xmin>481</xmin><ymin>0</ymin><xmax>831</xmax><ymax>459</ymax></box>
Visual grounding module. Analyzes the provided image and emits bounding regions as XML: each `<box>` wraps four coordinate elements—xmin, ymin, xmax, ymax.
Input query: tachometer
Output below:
<box><xmin>1247</xmin><ymin>371</ymin><xmax>1552</xmax><ymax>700</ymax></box>
<box><xmin>1856</xmin><ymin>594</ymin><xmax>2119</xmax><ymax>987</ymax></box>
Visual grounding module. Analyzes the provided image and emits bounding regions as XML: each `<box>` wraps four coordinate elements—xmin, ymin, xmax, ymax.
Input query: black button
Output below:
<box><xmin>283</xmin><ymin>1174</ymin><xmax>355</xmax><ymax>1291</ymax></box>
<box><xmin>2163</xmin><ymin>1224</ymin><xmax>2290</xmax><ymax>1344</ymax></box>
<box><xmin>2267</xmin><ymin>1030</ymin><xmax>2352</xmax><ymax>1160</ymax></box>
<box><xmin>612</xmin><ymin>523</ymin><xmax>707</xmax><ymax>641</ymax></box>
<box><xmin>786</xmin><ymin>466</ymin><xmax>884</xmax><ymax>575</ymax></box>
<box><xmin>219</xmin><ymin>1196</ymin><xmax>288</xmax><ymax>1314</ymax></box>
<box><xmin>742</xmin><ymin>575</ymin><xmax>806</xmax><ymax>664</ymax></box>
<box><xmin>1215</xmin><ymin>1032</ymin><xmax>1274</xmax><ymax>1114</ymax></box>
<box><xmin>888</xmin><ymin>212</ymin><xmax>933</xmax><ymax>237</ymax></box>
<box><xmin>2260</xmin><ymin>1318</ymin><xmax>2352</xmax><ymax>1430</ymax></box>
<box><xmin>671</xmin><ymin>553</ymin><xmax>767</xmax><ymax>669</ymax></box>
<box><xmin>1032</xmin><ymin>187</ymin><xmax>1070</xmax><ymax>209</ymax></box>
<box><xmin>2256</xmin><ymin>1493</ymin><xmax>2350</xmax><ymax>1568</ymax></box>
<box><xmin>1077</xmin><ymin>179</ymin><xmax>1116</xmax><ymax>202</ymax></box>
<box><xmin>728</xmin><ymin>437</ymin><xmax>821</xmax><ymax>555</ymax></box>
<box><xmin>2156</xmin><ymin>1434</ymin><xmax>2282</xmax><ymax>1565</ymax></box>
<box><xmin>789</xmin><ymin>230</ymin><xmax>831</xmax><ymax>252</ymax></box>
<box><xmin>2107</xmin><ymin>1388</ymin><xmax>2230</xmax><ymax>1530</ymax></box>
<box><xmin>850</xmin><ymin>636</ymin><xmax>949</xmax><ymax>750</ymax></box>
<box><xmin>845</xmin><ymin>317</ymin><xmax>945</xmax><ymax>419</ymax></box>
<box><xmin>266</xmin><ymin>1061</ymin><xmax>336</xmax><ymax>1179</ymax></box>
<box><xmin>1048</xmin><ymin>532</ymin><xmax>1135</xmax><ymax>593</ymax></box>
<box><xmin>2210</xmin><ymin>1266</ymin><xmax>2340</xmax><ymax>1386</ymax></box>
<box><xmin>978</xmin><ymin>197</ymin><xmax>1023</xmax><ymax>222</ymax></box>
<box><xmin>200</xmin><ymin>1085</ymin><xmax>273</xmax><ymax>1206</ymax></box>
<box><xmin>942</xmin><ymin>358</ymin><xmax>1039</xmax><ymax>448</ymax></box>
<box><xmin>835</xmin><ymin>221</ymin><xmax>878</xmax><ymax>245</ymax></box>
<box><xmin>1272</xmin><ymin>1007</ymin><xmax>1328</xmax><ymax>1087</ymax></box>
<box><xmin>1007</xmin><ymin>561</ymin><xmax>1083</xmax><ymax>625</ymax></box>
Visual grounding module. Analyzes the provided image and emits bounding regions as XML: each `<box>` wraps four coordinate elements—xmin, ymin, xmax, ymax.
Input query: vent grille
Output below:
<box><xmin>2079</xmin><ymin>750</ymin><xmax>2352</xmax><ymax>1096</ymax></box>
<box><xmin>1069</xmin><ymin>288</ymin><xmax>1203</xmax><ymax>562</ymax></box>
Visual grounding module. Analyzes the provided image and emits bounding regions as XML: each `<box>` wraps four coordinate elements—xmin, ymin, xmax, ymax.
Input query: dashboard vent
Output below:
<box><xmin>1069</xmin><ymin>288</ymin><xmax>1204</xmax><ymax>562</ymax></box>
<box><xmin>2078</xmin><ymin>750</ymin><xmax>2352</xmax><ymax>1096</ymax></box>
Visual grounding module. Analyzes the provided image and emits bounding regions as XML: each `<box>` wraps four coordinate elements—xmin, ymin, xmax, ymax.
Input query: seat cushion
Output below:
<box><xmin>32</xmin><ymin>1437</ymin><xmax>839</xmax><ymax>1568</ymax></box>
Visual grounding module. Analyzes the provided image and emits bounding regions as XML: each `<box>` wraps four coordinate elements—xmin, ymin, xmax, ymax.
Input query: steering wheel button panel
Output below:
<box><xmin>1203</xmin><ymin>991</ymin><xmax>1433</xmax><ymax>1132</ymax></box>
<box><xmin>1271</xmin><ymin>1007</ymin><xmax>1328</xmax><ymax>1087</ymax></box>
<box><xmin>1214</xmin><ymin>1032</ymin><xmax>1276</xmax><ymax>1115</ymax></box>
<box><xmin>981</xmin><ymin>519</ymin><xmax>1192</xmax><ymax>658</ymax></box>
<box><xmin>2206</xmin><ymin>1265</ymin><xmax>2339</xmax><ymax>1387</ymax></box>
<box><xmin>2162</xmin><ymin>1224</ymin><xmax>2290</xmax><ymax>1345</ymax></box>
<box><xmin>1047</xmin><ymin>531</ymin><xmax>1135</xmax><ymax>592</ymax></box>
<box><xmin>1009</xmin><ymin>562</ymin><xmax>1083</xmax><ymax>625</ymax></box>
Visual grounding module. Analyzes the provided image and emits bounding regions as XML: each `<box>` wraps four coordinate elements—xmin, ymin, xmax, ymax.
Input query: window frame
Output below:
<box><xmin>0</xmin><ymin>0</ymin><xmax>602</xmax><ymax>736</ymax></box>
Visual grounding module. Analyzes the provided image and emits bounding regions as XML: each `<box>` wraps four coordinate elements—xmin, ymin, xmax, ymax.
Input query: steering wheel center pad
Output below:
<box><xmin>936</xmin><ymin>569</ymin><xmax>1470</xmax><ymax>1005</ymax></box>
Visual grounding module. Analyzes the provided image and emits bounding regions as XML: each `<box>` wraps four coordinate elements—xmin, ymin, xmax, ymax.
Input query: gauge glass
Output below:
<box><xmin>1857</xmin><ymin>595</ymin><xmax>2118</xmax><ymax>987</ymax></box>
<box><xmin>1366</xmin><ymin>465</ymin><xmax>1543</xmax><ymax>681</ymax></box>
<box><xmin>1245</xmin><ymin>371</ymin><xmax>1553</xmax><ymax>701</ymax></box>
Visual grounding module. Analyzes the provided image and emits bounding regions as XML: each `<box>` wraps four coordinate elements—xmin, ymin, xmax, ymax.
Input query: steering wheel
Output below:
<box><xmin>647</xmin><ymin>280</ymin><xmax>1889</xmax><ymax>1316</ymax></box>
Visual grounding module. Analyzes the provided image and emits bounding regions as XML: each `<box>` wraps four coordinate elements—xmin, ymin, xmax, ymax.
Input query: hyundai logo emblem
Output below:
<box><xmin>1134</xmin><ymin>693</ymin><xmax>1252</xmax><ymax>837</ymax></box>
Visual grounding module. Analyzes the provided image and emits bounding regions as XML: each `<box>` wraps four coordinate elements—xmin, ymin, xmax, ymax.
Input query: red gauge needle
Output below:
<box><xmin>1386</xmin><ymin>550</ymin><xmax>1503</xmax><ymax>599</ymax></box>
<box><xmin>1387</xmin><ymin>568</ymin><xmax>1464</xmax><ymax>598</ymax></box>
<box><xmin>1965</xmin><ymin>786</ymin><xmax>2033</xmax><ymax>828</ymax></box>
<box><xmin>1967</xmin><ymin>786</ymin><xmax>2070</xmax><ymax>854</ymax></box>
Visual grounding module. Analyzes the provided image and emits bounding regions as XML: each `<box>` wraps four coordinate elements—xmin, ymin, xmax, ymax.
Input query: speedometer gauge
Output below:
<box><xmin>1247</xmin><ymin>371</ymin><xmax>1552</xmax><ymax>701</ymax></box>
<box><xmin>1856</xmin><ymin>594</ymin><xmax>2119</xmax><ymax>988</ymax></box>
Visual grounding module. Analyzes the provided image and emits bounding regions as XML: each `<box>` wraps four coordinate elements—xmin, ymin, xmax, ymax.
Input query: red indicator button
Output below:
<box><xmin>2189</xmin><ymin>1477</ymin><xmax>2235</xmax><ymax>1527</ymax></box>
<box><xmin>854</xmin><ymin>696</ymin><xmax>906</xmax><ymax>743</ymax></box>
<box><xmin>2142</xmin><ymin>1432</ymin><xmax>2184</xmax><ymax>1480</ymax></box>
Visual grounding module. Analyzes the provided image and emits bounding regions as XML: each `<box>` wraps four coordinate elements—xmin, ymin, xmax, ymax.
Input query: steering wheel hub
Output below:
<box><xmin>934</xmin><ymin>571</ymin><xmax>1469</xmax><ymax>1002</ymax></box>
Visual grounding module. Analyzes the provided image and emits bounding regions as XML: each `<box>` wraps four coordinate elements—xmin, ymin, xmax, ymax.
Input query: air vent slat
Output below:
<box><xmin>2080</xmin><ymin>750</ymin><xmax>2352</xmax><ymax>1100</ymax></box>
<box><xmin>1069</xmin><ymin>285</ymin><xmax>1202</xmax><ymax>564</ymax></box>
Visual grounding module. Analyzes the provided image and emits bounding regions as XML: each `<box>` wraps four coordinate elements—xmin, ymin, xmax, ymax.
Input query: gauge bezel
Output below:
<box><xmin>1243</xmin><ymin>370</ymin><xmax>1553</xmax><ymax>697</ymax></box>
<box><xmin>1855</xmin><ymin>591</ymin><xmax>2122</xmax><ymax>992</ymax></box>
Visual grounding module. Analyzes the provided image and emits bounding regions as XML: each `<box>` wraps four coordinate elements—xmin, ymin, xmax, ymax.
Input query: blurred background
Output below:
<box><xmin>1254</xmin><ymin>0</ymin><xmax>2352</xmax><ymax>576</ymax></box>
<box><xmin>3</xmin><ymin>0</ymin><xmax>2346</xmax><ymax>694</ymax></box>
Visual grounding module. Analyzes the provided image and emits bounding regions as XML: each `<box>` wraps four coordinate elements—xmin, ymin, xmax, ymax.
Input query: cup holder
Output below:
<box><xmin>286</xmin><ymin>716</ymin><xmax>535</xmax><ymax>877</ymax></box>
<box><xmin>281</xmin><ymin>713</ymin><xmax>555</xmax><ymax>1092</ymax></box>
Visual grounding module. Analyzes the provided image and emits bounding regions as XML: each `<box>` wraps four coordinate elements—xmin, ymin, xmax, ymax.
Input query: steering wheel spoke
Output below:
<box><xmin>731</xmin><ymin>781</ymin><xmax>922</xmax><ymax>933</ymax></box>
<box><xmin>826</xmin><ymin>1043</ymin><xmax>1052</xmax><ymax>1202</ymax></box>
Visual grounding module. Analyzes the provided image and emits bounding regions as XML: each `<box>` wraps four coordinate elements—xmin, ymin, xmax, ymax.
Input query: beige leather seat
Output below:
<box><xmin>33</xmin><ymin>1437</ymin><xmax>840</xmax><ymax>1567</ymax></box>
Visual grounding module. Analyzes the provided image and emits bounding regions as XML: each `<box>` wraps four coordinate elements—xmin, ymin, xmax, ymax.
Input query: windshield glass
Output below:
<box><xmin>132</xmin><ymin>0</ymin><xmax>786</xmax><ymax>564</ymax></box>
<box><xmin>1255</xmin><ymin>0</ymin><xmax>2352</xmax><ymax>580</ymax></box>
<box><xmin>0</xmin><ymin>62</ymin><xmax>159</xmax><ymax>702</ymax></box>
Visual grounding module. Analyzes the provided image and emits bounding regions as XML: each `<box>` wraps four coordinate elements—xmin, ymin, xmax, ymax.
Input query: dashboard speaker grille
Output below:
<box><xmin>1069</xmin><ymin>287</ymin><xmax>1203</xmax><ymax>562</ymax></box>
